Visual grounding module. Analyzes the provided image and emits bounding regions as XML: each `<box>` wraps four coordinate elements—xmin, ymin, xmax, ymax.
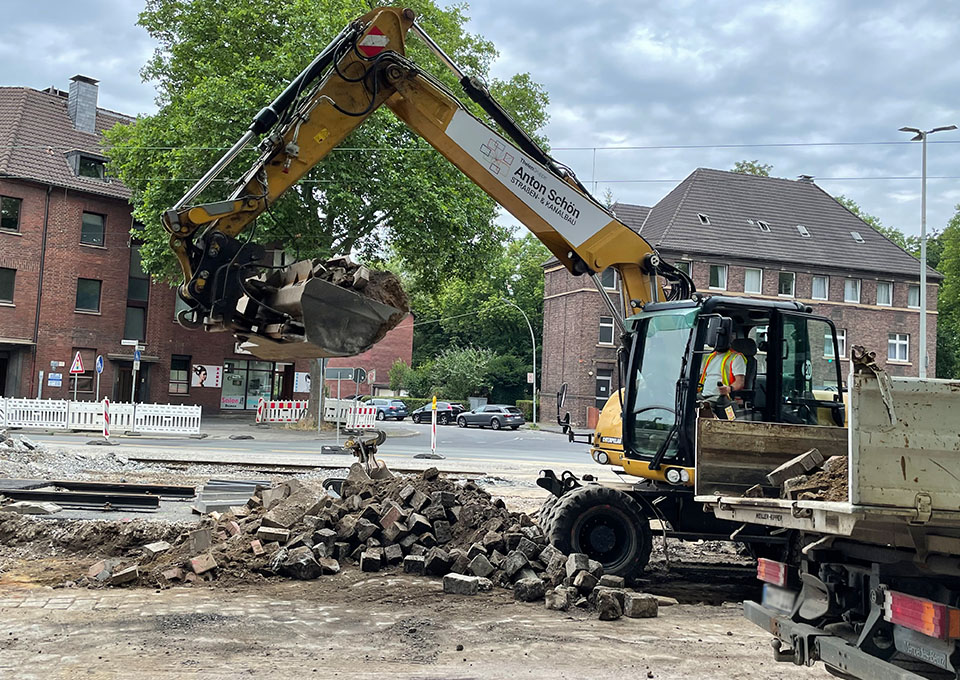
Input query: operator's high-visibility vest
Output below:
<box><xmin>698</xmin><ymin>350</ymin><xmax>744</xmax><ymax>391</ymax></box>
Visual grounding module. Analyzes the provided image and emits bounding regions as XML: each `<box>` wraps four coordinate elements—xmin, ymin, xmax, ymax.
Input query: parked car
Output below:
<box><xmin>457</xmin><ymin>404</ymin><xmax>525</xmax><ymax>430</ymax></box>
<box><xmin>410</xmin><ymin>401</ymin><xmax>464</xmax><ymax>425</ymax></box>
<box><xmin>367</xmin><ymin>398</ymin><xmax>408</xmax><ymax>421</ymax></box>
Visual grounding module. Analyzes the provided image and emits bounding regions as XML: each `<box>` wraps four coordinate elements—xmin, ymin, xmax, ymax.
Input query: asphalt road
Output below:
<box><xmin>24</xmin><ymin>420</ymin><xmax>603</xmax><ymax>478</ymax></box>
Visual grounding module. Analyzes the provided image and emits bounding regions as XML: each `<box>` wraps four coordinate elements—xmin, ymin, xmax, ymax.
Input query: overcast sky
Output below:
<box><xmin>3</xmin><ymin>0</ymin><xmax>958</xmax><ymax>237</ymax></box>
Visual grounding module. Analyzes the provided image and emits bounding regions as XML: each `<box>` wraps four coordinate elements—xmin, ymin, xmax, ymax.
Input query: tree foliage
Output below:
<box><xmin>104</xmin><ymin>0</ymin><xmax>550</xmax><ymax>286</ymax></box>
<box><xmin>936</xmin><ymin>207</ymin><xmax>960</xmax><ymax>378</ymax></box>
<box><xmin>731</xmin><ymin>160</ymin><xmax>772</xmax><ymax>177</ymax></box>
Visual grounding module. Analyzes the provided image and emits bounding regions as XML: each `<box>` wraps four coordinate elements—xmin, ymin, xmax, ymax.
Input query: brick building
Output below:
<box><xmin>0</xmin><ymin>77</ymin><xmax>411</xmax><ymax>412</ymax></box>
<box><xmin>542</xmin><ymin>168</ymin><xmax>940</xmax><ymax>425</ymax></box>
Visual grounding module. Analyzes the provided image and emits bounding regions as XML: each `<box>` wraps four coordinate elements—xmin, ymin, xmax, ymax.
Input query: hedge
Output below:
<box><xmin>514</xmin><ymin>399</ymin><xmax>541</xmax><ymax>421</ymax></box>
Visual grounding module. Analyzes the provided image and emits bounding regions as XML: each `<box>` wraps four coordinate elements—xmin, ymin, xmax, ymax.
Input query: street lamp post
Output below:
<box><xmin>899</xmin><ymin>124</ymin><xmax>957</xmax><ymax>378</ymax></box>
<box><xmin>502</xmin><ymin>299</ymin><xmax>537</xmax><ymax>425</ymax></box>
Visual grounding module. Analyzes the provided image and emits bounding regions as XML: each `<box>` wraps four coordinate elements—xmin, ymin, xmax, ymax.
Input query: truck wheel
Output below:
<box><xmin>547</xmin><ymin>485</ymin><xmax>652</xmax><ymax>581</ymax></box>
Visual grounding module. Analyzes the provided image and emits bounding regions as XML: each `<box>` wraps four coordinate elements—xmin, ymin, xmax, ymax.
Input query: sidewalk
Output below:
<box><xmin>6</xmin><ymin>415</ymin><xmax>421</xmax><ymax>442</ymax></box>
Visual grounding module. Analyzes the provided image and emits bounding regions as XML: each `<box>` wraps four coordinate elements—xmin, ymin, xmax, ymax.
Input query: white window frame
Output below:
<box><xmin>825</xmin><ymin>329</ymin><xmax>847</xmax><ymax>359</ymax></box>
<box><xmin>674</xmin><ymin>260</ymin><xmax>691</xmax><ymax>275</ymax></box>
<box><xmin>757</xmin><ymin>220</ymin><xmax>771</xmax><ymax>232</ymax></box>
<box><xmin>708</xmin><ymin>264</ymin><xmax>727</xmax><ymax>290</ymax></box>
<box><xmin>811</xmin><ymin>275</ymin><xmax>829</xmax><ymax>301</ymax></box>
<box><xmin>778</xmin><ymin>271</ymin><xmax>796</xmax><ymax>298</ymax></box>
<box><xmin>697</xmin><ymin>213</ymin><xmax>710</xmax><ymax>225</ymax></box>
<box><xmin>598</xmin><ymin>316</ymin><xmax>615</xmax><ymax>346</ymax></box>
<box><xmin>744</xmin><ymin>268</ymin><xmax>763</xmax><ymax>295</ymax></box>
<box><xmin>595</xmin><ymin>370</ymin><xmax>613</xmax><ymax>409</ymax></box>
<box><xmin>600</xmin><ymin>268</ymin><xmax>619</xmax><ymax>291</ymax></box>
<box><xmin>888</xmin><ymin>333</ymin><xmax>909</xmax><ymax>363</ymax></box>
<box><xmin>844</xmin><ymin>278</ymin><xmax>861</xmax><ymax>303</ymax></box>
<box><xmin>908</xmin><ymin>284</ymin><xmax>920</xmax><ymax>309</ymax></box>
<box><xmin>796</xmin><ymin>224</ymin><xmax>811</xmax><ymax>238</ymax></box>
<box><xmin>876</xmin><ymin>281</ymin><xmax>893</xmax><ymax>307</ymax></box>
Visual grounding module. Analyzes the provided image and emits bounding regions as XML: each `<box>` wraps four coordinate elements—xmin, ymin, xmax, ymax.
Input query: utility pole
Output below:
<box><xmin>503</xmin><ymin>299</ymin><xmax>537</xmax><ymax>425</ymax></box>
<box><xmin>899</xmin><ymin>124</ymin><xmax>957</xmax><ymax>378</ymax></box>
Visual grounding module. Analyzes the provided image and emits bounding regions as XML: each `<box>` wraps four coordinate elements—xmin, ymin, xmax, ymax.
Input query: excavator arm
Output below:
<box><xmin>163</xmin><ymin>6</ymin><xmax>693</xmax><ymax>360</ymax></box>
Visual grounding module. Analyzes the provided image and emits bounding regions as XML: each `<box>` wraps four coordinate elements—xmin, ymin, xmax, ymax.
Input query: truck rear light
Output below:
<box><xmin>757</xmin><ymin>558</ymin><xmax>787</xmax><ymax>587</ymax></box>
<box><xmin>883</xmin><ymin>590</ymin><xmax>960</xmax><ymax>640</ymax></box>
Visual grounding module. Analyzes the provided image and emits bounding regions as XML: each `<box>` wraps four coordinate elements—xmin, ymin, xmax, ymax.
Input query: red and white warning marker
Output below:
<box><xmin>102</xmin><ymin>397</ymin><xmax>110</xmax><ymax>440</ymax></box>
<box><xmin>358</xmin><ymin>26</ymin><xmax>389</xmax><ymax>57</ymax></box>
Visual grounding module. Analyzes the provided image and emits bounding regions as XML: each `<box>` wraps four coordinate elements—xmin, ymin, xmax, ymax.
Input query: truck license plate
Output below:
<box><xmin>762</xmin><ymin>584</ymin><xmax>796</xmax><ymax>614</ymax></box>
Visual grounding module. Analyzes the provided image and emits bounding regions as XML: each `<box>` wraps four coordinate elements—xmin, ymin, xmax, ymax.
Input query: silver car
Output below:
<box><xmin>456</xmin><ymin>405</ymin><xmax>525</xmax><ymax>430</ymax></box>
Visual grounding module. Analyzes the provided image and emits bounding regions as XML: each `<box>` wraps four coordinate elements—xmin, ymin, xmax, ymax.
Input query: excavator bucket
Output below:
<box><xmin>234</xmin><ymin>257</ymin><xmax>409</xmax><ymax>361</ymax></box>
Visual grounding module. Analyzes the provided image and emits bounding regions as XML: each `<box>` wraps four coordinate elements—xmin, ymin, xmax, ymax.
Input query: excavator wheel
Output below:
<box><xmin>547</xmin><ymin>485</ymin><xmax>652</xmax><ymax>581</ymax></box>
<box><xmin>537</xmin><ymin>494</ymin><xmax>561</xmax><ymax>536</ymax></box>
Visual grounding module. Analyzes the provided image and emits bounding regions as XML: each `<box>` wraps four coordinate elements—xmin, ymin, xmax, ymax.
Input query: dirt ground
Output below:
<box><xmin>0</xmin><ymin>571</ymin><xmax>830</xmax><ymax>680</ymax></box>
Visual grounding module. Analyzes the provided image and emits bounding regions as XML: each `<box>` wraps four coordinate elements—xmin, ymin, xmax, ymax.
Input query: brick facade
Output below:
<box><xmin>0</xmin><ymin>83</ymin><xmax>412</xmax><ymax>413</ymax></box>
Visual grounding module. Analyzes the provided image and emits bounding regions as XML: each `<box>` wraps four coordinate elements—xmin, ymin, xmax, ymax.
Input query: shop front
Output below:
<box><xmin>220</xmin><ymin>360</ymin><xmax>298</xmax><ymax>410</ymax></box>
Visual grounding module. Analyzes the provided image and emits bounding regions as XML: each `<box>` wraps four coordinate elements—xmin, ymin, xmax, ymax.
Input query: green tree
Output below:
<box><xmin>105</xmin><ymin>0</ymin><xmax>550</xmax><ymax>286</ymax></box>
<box><xmin>835</xmin><ymin>194</ymin><xmax>944</xmax><ymax>268</ymax></box>
<box><xmin>936</xmin><ymin>207</ymin><xmax>960</xmax><ymax>378</ymax></box>
<box><xmin>731</xmin><ymin>160</ymin><xmax>772</xmax><ymax>177</ymax></box>
<box><xmin>427</xmin><ymin>347</ymin><xmax>495</xmax><ymax>401</ymax></box>
<box><xmin>388</xmin><ymin>359</ymin><xmax>413</xmax><ymax>394</ymax></box>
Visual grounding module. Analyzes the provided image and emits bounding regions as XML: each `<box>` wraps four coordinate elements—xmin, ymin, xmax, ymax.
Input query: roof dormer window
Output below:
<box><xmin>697</xmin><ymin>213</ymin><xmax>710</xmax><ymax>225</ymax></box>
<box><xmin>66</xmin><ymin>150</ymin><xmax>107</xmax><ymax>180</ymax></box>
<box><xmin>851</xmin><ymin>231</ymin><xmax>865</xmax><ymax>243</ymax></box>
<box><xmin>796</xmin><ymin>224</ymin><xmax>811</xmax><ymax>238</ymax></box>
<box><xmin>757</xmin><ymin>220</ymin><xmax>771</xmax><ymax>232</ymax></box>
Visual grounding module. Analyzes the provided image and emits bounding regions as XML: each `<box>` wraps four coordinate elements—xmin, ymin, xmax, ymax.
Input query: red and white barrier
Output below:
<box><xmin>347</xmin><ymin>404</ymin><xmax>377</xmax><ymax>429</ymax></box>
<box><xmin>256</xmin><ymin>398</ymin><xmax>310</xmax><ymax>423</ymax></box>
<box><xmin>102</xmin><ymin>397</ymin><xmax>110</xmax><ymax>440</ymax></box>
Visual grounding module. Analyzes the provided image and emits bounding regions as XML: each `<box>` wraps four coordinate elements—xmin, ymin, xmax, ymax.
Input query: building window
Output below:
<box><xmin>598</xmin><ymin>316</ymin><xmax>615</xmax><ymax>345</ymax></box>
<box><xmin>778</xmin><ymin>271</ymin><xmax>795</xmax><ymax>297</ymax></box>
<box><xmin>844</xmin><ymin>278</ymin><xmax>861</xmax><ymax>303</ymax></box>
<box><xmin>0</xmin><ymin>267</ymin><xmax>14</xmax><ymax>303</ymax></box>
<box><xmin>697</xmin><ymin>213</ymin><xmax>710</xmax><ymax>225</ymax></box>
<box><xmin>796</xmin><ymin>224</ymin><xmax>811</xmax><ymax>238</ymax></box>
<box><xmin>708</xmin><ymin>264</ymin><xmax>727</xmax><ymax>290</ymax></box>
<box><xmin>595</xmin><ymin>368</ymin><xmax>613</xmax><ymax>409</ymax></box>
<box><xmin>69</xmin><ymin>348</ymin><xmax>95</xmax><ymax>394</ymax></box>
<box><xmin>888</xmin><ymin>333</ymin><xmax>909</xmax><ymax>362</ymax></box>
<box><xmin>81</xmin><ymin>212</ymin><xmax>105</xmax><ymax>246</ymax></box>
<box><xmin>600</xmin><ymin>268</ymin><xmax>618</xmax><ymax>290</ymax></box>
<box><xmin>756</xmin><ymin>220</ymin><xmax>771</xmax><ymax>232</ymax></box>
<box><xmin>908</xmin><ymin>285</ymin><xmax>920</xmax><ymax>308</ymax></box>
<box><xmin>75</xmin><ymin>278</ymin><xmax>102</xmax><ymax>312</ymax></box>
<box><xmin>744</xmin><ymin>268</ymin><xmax>762</xmax><ymax>295</ymax></box>
<box><xmin>812</xmin><ymin>275</ymin><xmax>829</xmax><ymax>300</ymax></box>
<box><xmin>169</xmin><ymin>355</ymin><xmax>191</xmax><ymax>394</ymax></box>
<box><xmin>825</xmin><ymin>329</ymin><xmax>846</xmax><ymax>358</ymax></box>
<box><xmin>876</xmin><ymin>281</ymin><xmax>893</xmax><ymax>306</ymax></box>
<box><xmin>78</xmin><ymin>156</ymin><xmax>105</xmax><ymax>179</ymax></box>
<box><xmin>673</xmin><ymin>261</ymin><xmax>690</xmax><ymax>275</ymax></box>
<box><xmin>124</xmin><ymin>306</ymin><xmax>146</xmax><ymax>341</ymax></box>
<box><xmin>0</xmin><ymin>196</ymin><xmax>21</xmax><ymax>232</ymax></box>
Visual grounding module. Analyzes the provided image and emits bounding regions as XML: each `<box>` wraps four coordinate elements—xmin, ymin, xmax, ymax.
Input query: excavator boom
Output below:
<box><xmin>163</xmin><ymin>6</ymin><xmax>692</xmax><ymax>360</ymax></box>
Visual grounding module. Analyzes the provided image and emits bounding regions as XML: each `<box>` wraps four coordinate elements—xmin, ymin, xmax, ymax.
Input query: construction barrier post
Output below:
<box><xmin>102</xmin><ymin>397</ymin><xmax>110</xmax><ymax>441</ymax></box>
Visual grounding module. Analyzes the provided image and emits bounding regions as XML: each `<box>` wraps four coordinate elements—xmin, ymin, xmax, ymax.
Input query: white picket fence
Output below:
<box><xmin>0</xmin><ymin>398</ymin><xmax>201</xmax><ymax>436</ymax></box>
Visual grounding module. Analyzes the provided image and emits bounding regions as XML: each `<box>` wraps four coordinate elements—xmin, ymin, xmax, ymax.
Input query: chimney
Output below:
<box><xmin>68</xmin><ymin>75</ymin><xmax>99</xmax><ymax>133</ymax></box>
<box><xmin>797</xmin><ymin>174</ymin><xmax>815</xmax><ymax>184</ymax></box>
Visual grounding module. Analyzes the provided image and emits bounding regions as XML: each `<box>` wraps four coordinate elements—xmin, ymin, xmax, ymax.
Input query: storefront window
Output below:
<box><xmin>221</xmin><ymin>359</ymin><xmax>280</xmax><ymax>409</ymax></box>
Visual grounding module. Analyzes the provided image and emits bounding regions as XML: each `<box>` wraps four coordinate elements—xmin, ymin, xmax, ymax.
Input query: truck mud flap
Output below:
<box><xmin>744</xmin><ymin>600</ymin><xmax>928</xmax><ymax>680</ymax></box>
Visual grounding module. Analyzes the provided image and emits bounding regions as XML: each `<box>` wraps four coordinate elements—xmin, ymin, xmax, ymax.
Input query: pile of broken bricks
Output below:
<box><xmin>80</xmin><ymin>464</ymin><xmax>667</xmax><ymax>620</ymax></box>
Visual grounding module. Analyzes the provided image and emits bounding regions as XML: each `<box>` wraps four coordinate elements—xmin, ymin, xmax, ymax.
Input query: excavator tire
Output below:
<box><xmin>537</xmin><ymin>494</ymin><xmax>561</xmax><ymax>535</ymax></box>
<box><xmin>547</xmin><ymin>485</ymin><xmax>652</xmax><ymax>581</ymax></box>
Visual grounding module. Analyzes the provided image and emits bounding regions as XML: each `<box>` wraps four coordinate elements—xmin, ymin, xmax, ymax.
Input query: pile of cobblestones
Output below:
<box><xmin>81</xmin><ymin>464</ymin><xmax>660</xmax><ymax>620</ymax></box>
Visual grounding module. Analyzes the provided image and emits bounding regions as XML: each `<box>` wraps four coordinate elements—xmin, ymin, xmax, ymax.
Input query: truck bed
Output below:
<box><xmin>695</xmin><ymin>369</ymin><xmax>960</xmax><ymax>547</ymax></box>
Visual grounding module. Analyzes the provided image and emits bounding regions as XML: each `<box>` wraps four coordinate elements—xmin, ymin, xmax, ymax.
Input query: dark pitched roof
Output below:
<box><xmin>0</xmin><ymin>86</ymin><xmax>132</xmax><ymax>200</ymax></box>
<box><xmin>632</xmin><ymin>167</ymin><xmax>938</xmax><ymax>280</ymax></box>
<box><xmin>610</xmin><ymin>202</ymin><xmax>650</xmax><ymax>232</ymax></box>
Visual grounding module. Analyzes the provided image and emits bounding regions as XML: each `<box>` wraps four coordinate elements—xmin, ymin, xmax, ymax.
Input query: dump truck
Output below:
<box><xmin>695</xmin><ymin>346</ymin><xmax>960</xmax><ymax>679</ymax></box>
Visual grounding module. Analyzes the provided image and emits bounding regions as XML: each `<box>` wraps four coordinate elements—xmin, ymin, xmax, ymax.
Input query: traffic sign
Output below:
<box><xmin>69</xmin><ymin>351</ymin><xmax>85</xmax><ymax>374</ymax></box>
<box><xmin>527</xmin><ymin>372</ymin><xmax>535</xmax><ymax>384</ymax></box>
<box><xmin>355</xmin><ymin>368</ymin><xmax>367</xmax><ymax>384</ymax></box>
<box><xmin>95</xmin><ymin>355</ymin><xmax>104</xmax><ymax>374</ymax></box>
<box><xmin>47</xmin><ymin>373</ymin><xmax>62</xmax><ymax>387</ymax></box>
<box><xmin>325</xmin><ymin>367</ymin><xmax>353</xmax><ymax>380</ymax></box>
<box><xmin>367</xmin><ymin>369</ymin><xmax>376</xmax><ymax>385</ymax></box>
<box><xmin>133</xmin><ymin>349</ymin><xmax>141</xmax><ymax>362</ymax></box>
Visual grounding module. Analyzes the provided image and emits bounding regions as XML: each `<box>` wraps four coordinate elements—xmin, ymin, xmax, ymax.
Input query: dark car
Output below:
<box><xmin>367</xmin><ymin>398</ymin><xmax>408</xmax><ymax>421</ymax></box>
<box><xmin>410</xmin><ymin>401</ymin><xmax>464</xmax><ymax>425</ymax></box>
<box><xmin>456</xmin><ymin>404</ymin><xmax>525</xmax><ymax>430</ymax></box>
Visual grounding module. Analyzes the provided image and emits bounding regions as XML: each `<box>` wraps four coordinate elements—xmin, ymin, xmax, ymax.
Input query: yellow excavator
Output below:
<box><xmin>165</xmin><ymin>6</ymin><xmax>846</xmax><ymax>579</ymax></box>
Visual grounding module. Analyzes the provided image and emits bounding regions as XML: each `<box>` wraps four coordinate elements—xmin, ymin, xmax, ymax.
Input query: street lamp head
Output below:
<box><xmin>931</xmin><ymin>125</ymin><xmax>958</xmax><ymax>134</ymax></box>
<box><xmin>899</xmin><ymin>126</ymin><xmax>921</xmax><ymax>134</ymax></box>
